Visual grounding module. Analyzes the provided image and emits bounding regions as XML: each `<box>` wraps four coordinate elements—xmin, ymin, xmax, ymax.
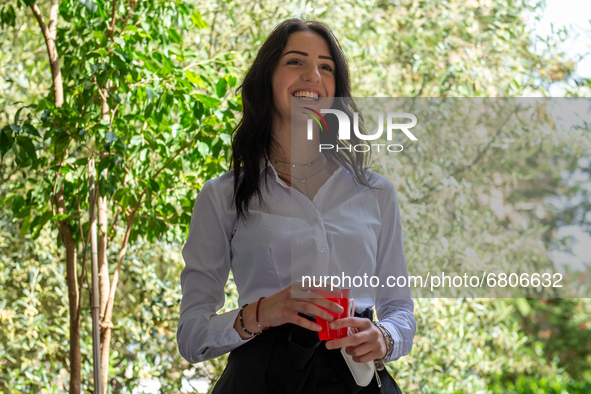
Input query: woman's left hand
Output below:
<box><xmin>324</xmin><ymin>317</ymin><xmax>387</xmax><ymax>363</ymax></box>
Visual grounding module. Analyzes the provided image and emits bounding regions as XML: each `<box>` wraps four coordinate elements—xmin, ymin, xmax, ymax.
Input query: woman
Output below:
<box><xmin>177</xmin><ymin>18</ymin><xmax>416</xmax><ymax>393</ymax></box>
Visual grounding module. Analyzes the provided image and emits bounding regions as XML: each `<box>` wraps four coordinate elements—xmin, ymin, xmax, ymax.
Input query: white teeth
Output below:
<box><xmin>293</xmin><ymin>91</ymin><xmax>319</xmax><ymax>100</ymax></box>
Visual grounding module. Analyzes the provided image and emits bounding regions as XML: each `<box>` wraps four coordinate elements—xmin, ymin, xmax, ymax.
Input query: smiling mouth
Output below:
<box><xmin>292</xmin><ymin>91</ymin><xmax>320</xmax><ymax>101</ymax></box>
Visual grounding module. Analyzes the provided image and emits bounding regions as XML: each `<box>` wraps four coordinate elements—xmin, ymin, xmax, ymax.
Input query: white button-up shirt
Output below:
<box><xmin>177</xmin><ymin>160</ymin><xmax>416</xmax><ymax>364</ymax></box>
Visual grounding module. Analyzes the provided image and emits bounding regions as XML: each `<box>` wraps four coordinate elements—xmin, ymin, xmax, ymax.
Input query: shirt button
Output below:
<box><xmin>320</xmin><ymin>247</ymin><xmax>327</xmax><ymax>253</ymax></box>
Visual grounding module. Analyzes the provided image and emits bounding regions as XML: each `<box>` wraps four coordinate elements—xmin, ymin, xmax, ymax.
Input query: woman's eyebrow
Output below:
<box><xmin>282</xmin><ymin>50</ymin><xmax>334</xmax><ymax>62</ymax></box>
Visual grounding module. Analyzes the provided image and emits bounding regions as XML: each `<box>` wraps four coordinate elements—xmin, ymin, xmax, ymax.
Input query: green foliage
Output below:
<box><xmin>1</xmin><ymin>0</ymin><xmax>238</xmax><ymax>244</ymax></box>
<box><xmin>489</xmin><ymin>371</ymin><xmax>591</xmax><ymax>394</ymax></box>
<box><xmin>189</xmin><ymin>0</ymin><xmax>578</xmax><ymax>97</ymax></box>
<box><xmin>1</xmin><ymin>0</ymin><xmax>590</xmax><ymax>393</ymax></box>
<box><xmin>515</xmin><ymin>298</ymin><xmax>591</xmax><ymax>380</ymax></box>
<box><xmin>0</xmin><ymin>217</ymin><xmax>72</xmax><ymax>393</ymax></box>
<box><xmin>2</xmin><ymin>0</ymin><xmax>239</xmax><ymax>390</ymax></box>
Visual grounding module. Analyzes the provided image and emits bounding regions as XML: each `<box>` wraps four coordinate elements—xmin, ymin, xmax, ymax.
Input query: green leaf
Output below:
<box><xmin>197</xmin><ymin>141</ymin><xmax>210</xmax><ymax>157</ymax></box>
<box><xmin>195</xmin><ymin>94</ymin><xmax>220</xmax><ymax>108</ymax></box>
<box><xmin>149</xmin><ymin>179</ymin><xmax>160</xmax><ymax>192</ymax></box>
<box><xmin>11</xmin><ymin>195</ymin><xmax>24</xmax><ymax>215</ymax></box>
<box><xmin>130</xmin><ymin>135</ymin><xmax>143</xmax><ymax>146</ymax></box>
<box><xmin>21</xmin><ymin>215</ymin><xmax>32</xmax><ymax>237</ymax></box>
<box><xmin>0</xmin><ymin>128</ymin><xmax>14</xmax><ymax>156</ymax></box>
<box><xmin>216</xmin><ymin>78</ymin><xmax>227</xmax><ymax>98</ymax></box>
<box><xmin>191</xmin><ymin>11</ymin><xmax>208</xmax><ymax>29</ymax></box>
<box><xmin>18</xmin><ymin>137</ymin><xmax>37</xmax><ymax>161</ymax></box>
<box><xmin>168</xmin><ymin>28</ymin><xmax>181</xmax><ymax>43</ymax></box>
<box><xmin>31</xmin><ymin>210</ymin><xmax>53</xmax><ymax>238</ymax></box>
<box><xmin>22</xmin><ymin>123</ymin><xmax>40</xmax><ymax>137</ymax></box>
<box><xmin>220</xmin><ymin>133</ymin><xmax>231</xmax><ymax>145</ymax></box>
<box><xmin>51</xmin><ymin>213</ymin><xmax>69</xmax><ymax>222</ymax></box>
<box><xmin>227</xmin><ymin>75</ymin><xmax>237</xmax><ymax>87</ymax></box>
<box><xmin>106</xmin><ymin>132</ymin><xmax>118</xmax><ymax>143</ymax></box>
<box><xmin>14</xmin><ymin>107</ymin><xmax>24</xmax><ymax>124</ymax></box>
<box><xmin>145</xmin><ymin>103</ymin><xmax>154</xmax><ymax>118</ymax></box>
<box><xmin>145</xmin><ymin>86</ymin><xmax>156</xmax><ymax>103</ymax></box>
<box><xmin>98</xmin><ymin>156</ymin><xmax>111</xmax><ymax>175</ymax></box>
<box><xmin>185</xmin><ymin>71</ymin><xmax>202</xmax><ymax>85</ymax></box>
<box><xmin>23</xmin><ymin>0</ymin><xmax>36</xmax><ymax>6</ymax></box>
<box><xmin>193</xmin><ymin>101</ymin><xmax>204</xmax><ymax>120</ymax></box>
<box><xmin>82</xmin><ymin>0</ymin><xmax>97</xmax><ymax>14</ymax></box>
<box><xmin>114</xmin><ymin>37</ymin><xmax>125</xmax><ymax>48</ymax></box>
<box><xmin>112</xmin><ymin>187</ymin><xmax>130</xmax><ymax>207</ymax></box>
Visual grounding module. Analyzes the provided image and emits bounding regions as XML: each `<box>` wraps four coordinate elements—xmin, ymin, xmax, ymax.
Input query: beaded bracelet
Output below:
<box><xmin>373</xmin><ymin>321</ymin><xmax>394</xmax><ymax>371</ymax></box>
<box><xmin>239</xmin><ymin>303</ymin><xmax>263</xmax><ymax>337</ymax></box>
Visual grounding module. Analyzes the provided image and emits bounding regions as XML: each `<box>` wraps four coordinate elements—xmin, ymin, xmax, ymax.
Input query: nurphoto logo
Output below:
<box><xmin>303</xmin><ymin>107</ymin><xmax>418</xmax><ymax>153</ymax></box>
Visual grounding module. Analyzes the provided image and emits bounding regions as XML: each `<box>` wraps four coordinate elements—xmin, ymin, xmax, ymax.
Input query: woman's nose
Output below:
<box><xmin>301</xmin><ymin>64</ymin><xmax>321</xmax><ymax>83</ymax></box>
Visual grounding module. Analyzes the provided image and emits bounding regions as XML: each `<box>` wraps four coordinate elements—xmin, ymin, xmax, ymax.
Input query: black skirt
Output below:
<box><xmin>211</xmin><ymin>310</ymin><xmax>403</xmax><ymax>394</ymax></box>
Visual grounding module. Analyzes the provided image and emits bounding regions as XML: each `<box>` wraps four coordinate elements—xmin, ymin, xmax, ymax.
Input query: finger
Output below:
<box><xmin>353</xmin><ymin>350</ymin><xmax>382</xmax><ymax>363</ymax></box>
<box><xmin>291</xmin><ymin>287</ymin><xmax>342</xmax><ymax>303</ymax></box>
<box><xmin>328</xmin><ymin>317</ymin><xmax>372</xmax><ymax>330</ymax></box>
<box><xmin>325</xmin><ymin>332</ymin><xmax>365</xmax><ymax>350</ymax></box>
<box><xmin>345</xmin><ymin>342</ymin><xmax>375</xmax><ymax>358</ymax></box>
<box><xmin>290</xmin><ymin>314</ymin><xmax>322</xmax><ymax>332</ymax></box>
<box><xmin>296</xmin><ymin>301</ymin><xmax>336</xmax><ymax>322</ymax></box>
<box><xmin>308</xmin><ymin>298</ymin><xmax>345</xmax><ymax>315</ymax></box>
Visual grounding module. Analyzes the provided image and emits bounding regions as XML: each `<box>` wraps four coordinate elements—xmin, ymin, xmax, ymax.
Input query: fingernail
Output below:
<box><xmin>326</xmin><ymin>342</ymin><xmax>333</xmax><ymax>349</ymax></box>
<box><xmin>329</xmin><ymin>322</ymin><xmax>335</xmax><ymax>329</ymax></box>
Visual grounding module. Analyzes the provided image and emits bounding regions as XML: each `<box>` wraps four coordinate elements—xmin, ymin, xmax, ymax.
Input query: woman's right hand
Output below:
<box><xmin>259</xmin><ymin>280</ymin><xmax>345</xmax><ymax>331</ymax></box>
<box><xmin>235</xmin><ymin>281</ymin><xmax>344</xmax><ymax>337</ymax></box>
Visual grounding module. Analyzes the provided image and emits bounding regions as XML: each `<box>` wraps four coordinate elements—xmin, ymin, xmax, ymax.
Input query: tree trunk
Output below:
<box><xmin>99</xmin><ymin>95</ymin><xmax>112</xmax><ymax>394</ymax></box>
<box><xmin>98</xmin><ymin>194</ymin><xmax>110</xmax><ymax>393</ymax></box>
<box><xmin>55</xmin><ymin>187</ymin><xmax>81</xmax><ymax>394</ymax></box>
<box><xmin>30</xmin><ymin>2</ymin><xmax>80</xmax><ymax>392</ymax></box>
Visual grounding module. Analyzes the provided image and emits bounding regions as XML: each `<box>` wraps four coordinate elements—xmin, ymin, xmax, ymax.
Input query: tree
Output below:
<box><xmin>1</xmin><ymin>0</ymin><xmax>237</xmax><ymax>391</ymax></box>
<box><xmin>2</xmin><ymin>0</ymin><xmax>590</xmax><ymax>392</ymax></box>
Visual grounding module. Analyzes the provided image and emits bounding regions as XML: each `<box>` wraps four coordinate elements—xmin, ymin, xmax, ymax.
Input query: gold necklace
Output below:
<box><xmin>275</xmin><ymin>159</ymin><xmax>328</xmax><ymax>184</ymax></box>
<box><xmin>273</xmin><ymin>154</ymin><xmax>324</xmax><ymax>168</ymax></box>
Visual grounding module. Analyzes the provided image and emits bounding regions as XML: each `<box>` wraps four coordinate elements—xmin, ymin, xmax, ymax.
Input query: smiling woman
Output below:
<box><xmin>177</xmin><ymin>18</ymin><xmax>415</xmax><ymax>394</ymax></box>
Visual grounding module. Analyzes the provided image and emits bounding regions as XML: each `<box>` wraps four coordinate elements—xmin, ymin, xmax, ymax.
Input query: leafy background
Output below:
<box><xmin>1</xmin><ymin>0</ymin><xmax>591</xmax><ymax>393</ymax></box>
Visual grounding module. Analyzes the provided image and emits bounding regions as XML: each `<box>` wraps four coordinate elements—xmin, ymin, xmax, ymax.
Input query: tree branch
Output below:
<box><xmin>94</xmin><ymin>75</ymin><xmax>108</xmax><ymax>103</ymax></box>
<box><xmin>109</xmin><ymin>103</ymin><xmax>120</xmax><ymax>132</ymax></box>
<box><xmin>30</xmin><ymin>4</ymin><xmax>49</xmax><ymax>41</ymax></box>
<box><xmin>76</xmin><ymin>165</ymin><xmax>98</xmax><ymax>323</ymax></box>
<box><xmin>30</xmin><ymin>1</ymin><xmax>63</xmax><ymax>107</ymax></box>
<box><xmin>120</xmin><ymin>0</ymin><xmax>138</xmax><ymax>36</ymax></box>
<box><xmin>108</xmin><ymin>0</ymin><xmax>117</xmax><ymax>40</ymax></box>
<box><xmin>107</xmin><ymin>170</ymin><xmax>129</xmax><ymax>241</ymax></box>
<box><xmin>100</xmin><ymin>192</ymin><xmax>144</xmax><ymax>325</ymax></box>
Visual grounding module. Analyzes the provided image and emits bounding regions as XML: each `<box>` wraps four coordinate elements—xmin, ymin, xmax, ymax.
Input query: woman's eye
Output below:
<box><xmin>287</xmin><ymin>59</ymin><xmax>301</xmax><ymax>65</ymax></box>
<box><xmin>322</xmin><ymin>65</ymin><xmax>334</xmax><ymax>72</ymax></box>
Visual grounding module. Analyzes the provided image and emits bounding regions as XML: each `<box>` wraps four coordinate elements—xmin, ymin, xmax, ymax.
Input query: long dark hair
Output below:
<box><xmin>231</xmin><ymin>18</ymin><xmax>373</xmax><ymax>219</ymax></box>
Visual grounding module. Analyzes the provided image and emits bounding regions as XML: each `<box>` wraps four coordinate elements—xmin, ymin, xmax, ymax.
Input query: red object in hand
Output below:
<box><xmin>312</xmin><ymin>288</ymin><xmax>350</xmax><ymax>340</ymax></box>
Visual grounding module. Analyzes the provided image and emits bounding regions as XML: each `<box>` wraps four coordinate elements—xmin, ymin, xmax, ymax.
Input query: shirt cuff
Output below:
<box><xmin>199</xmin><ymin>308</ymin><xmax>254</xmax><ymax>360</ymax></box>
<box><xmin>379</xmin><ymin>320</ymin><xmax>413</xmax><ymax>362</ymax></box>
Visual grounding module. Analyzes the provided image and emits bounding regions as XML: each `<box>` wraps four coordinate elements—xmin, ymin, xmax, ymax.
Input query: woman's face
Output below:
<box><xmin>271</xmin><ymin>30</ymin><xmax>336</xmax><ymax>125</ymax></box>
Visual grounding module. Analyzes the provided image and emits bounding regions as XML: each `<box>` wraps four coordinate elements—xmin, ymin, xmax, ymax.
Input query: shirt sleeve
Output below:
<box><xmin>373</xmin><ymin>182</ymin><xmax>416</xmax><ymax>362</ymax></box>
<box><xmin>177</xmin><ymin>179</ymin><xmax>253</xmax><ymax>364</ymax></box>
